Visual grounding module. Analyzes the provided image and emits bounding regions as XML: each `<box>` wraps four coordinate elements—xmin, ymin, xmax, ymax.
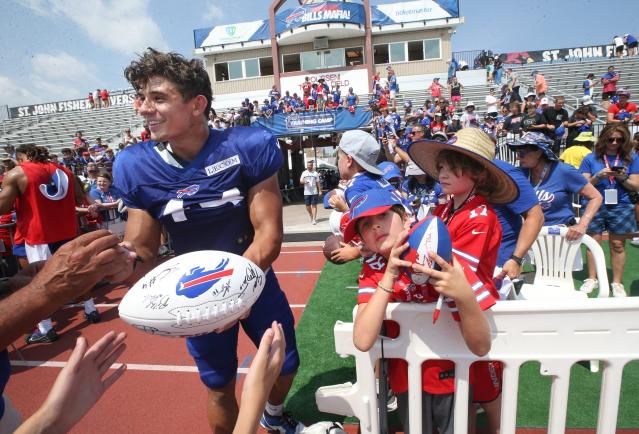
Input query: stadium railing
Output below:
<box><xmin>315</xmin><ymin>297</ymin><xmax>639</xmax><ymax>434</ymax></box>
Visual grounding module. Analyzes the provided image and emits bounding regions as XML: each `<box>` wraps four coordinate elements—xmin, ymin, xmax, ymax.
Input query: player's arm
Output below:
<box><xmin>0</xmin><ymin>167</ymin><xmax>24</xmax><ymax>215</ymax></box>
<box><xmin>244</xmin><ymin>174</ymin><xmax>283</xmax><ymax>271</ymax></box>
<box><xmin>500</xmin><ymin>204</ymin><xmax>544</xmax><ymax>279</ymax></box>
<box><xmin>122</xmin><ymin>208</ymin><xmax>162</xmax><ymax>282</ymax></box>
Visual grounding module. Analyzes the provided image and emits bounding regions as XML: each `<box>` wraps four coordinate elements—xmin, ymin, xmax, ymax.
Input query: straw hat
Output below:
<box><xmin>407</xmin><ymin>128</ymin><xmax>519</xmax><ymax>204</ymax></box>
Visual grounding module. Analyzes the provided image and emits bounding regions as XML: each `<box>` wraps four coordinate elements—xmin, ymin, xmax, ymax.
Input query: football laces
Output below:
<box><xmin>175</xmin><ymin>298</ymin><xmax>244</xmax><ymax>326</ymax></box>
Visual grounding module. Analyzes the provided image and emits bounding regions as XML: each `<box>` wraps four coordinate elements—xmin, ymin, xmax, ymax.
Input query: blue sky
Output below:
<box><xmin>1</xmin><ymin>0</ymin><xmax>637</xmax><ymax>108</ymax></box>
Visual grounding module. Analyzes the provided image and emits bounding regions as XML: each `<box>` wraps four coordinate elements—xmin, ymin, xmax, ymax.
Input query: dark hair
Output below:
<box><xmin>436</xmin><ymin>150</ymin><xmax>497</xmax><ymax>199</ymax></box>
<box><xmin>97</xmin><ymin>170</ymin><xmax>112</xmax><ymax>182</ymax></box>
<box><xmin>124</xmin><ymin>48</ymin><xmax>212</xmax><ymax>119</ymax></box>
<box><xmin>595</xmin><ymin>124</ymin><xmax>634</xmax><ymax>163</ymax></box>
<box><xmin>15</xmin><ymin>144</ymin><xmax>48</xmax><ymax>163</ymax></box>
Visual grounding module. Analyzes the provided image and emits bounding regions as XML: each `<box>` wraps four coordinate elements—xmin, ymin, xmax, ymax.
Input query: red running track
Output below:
<box><xmin>6</xmin><ymin>245</ymin><xmax>325</xmax><ymax>434</ymax></box>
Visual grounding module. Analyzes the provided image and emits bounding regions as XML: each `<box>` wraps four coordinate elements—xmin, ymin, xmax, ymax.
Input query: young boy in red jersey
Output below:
<box><xmin>407</xmin><ymin>128</ymin><xmax>521</xmax><ymax>433</ymax></box>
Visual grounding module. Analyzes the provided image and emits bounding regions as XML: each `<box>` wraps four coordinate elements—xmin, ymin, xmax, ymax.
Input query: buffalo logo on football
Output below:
<box><xmin>176</xmin><ymin>258</ymin><xmax>234</xmax><ymax>299</ymax></box>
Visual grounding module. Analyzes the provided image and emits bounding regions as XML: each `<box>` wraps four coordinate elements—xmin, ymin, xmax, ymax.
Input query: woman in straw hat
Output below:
<box><xmin>408</xmin><ymin>128</ymin><xmax>520</xmax><ymax>434</ymax></box>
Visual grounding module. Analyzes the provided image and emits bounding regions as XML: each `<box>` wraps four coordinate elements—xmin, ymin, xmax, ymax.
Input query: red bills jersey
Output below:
<box><xmin>357</xmin><ymin>251</ymin><xmax>496</xmax><ymax>395</ymax></box>
<box><xmin>15</xmin><ymin>161</ymin><xmax>77</xmax><ymax>244</ymax></box>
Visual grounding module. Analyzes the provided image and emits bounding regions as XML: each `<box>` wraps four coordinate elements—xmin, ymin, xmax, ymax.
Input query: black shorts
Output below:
<box><xmin>629</xmin><ymin>41</ymin><xmax>638</xmax><ymax>49</ymax></box>
<box><xmin>304</xmin><ymin>194</ymin><xmax>319</xmax><ymax>206</ymax></box>
<box><xmin>602</xmin><ymin>91</ymin><xmax>616</xmax><ymax>100</ymax></box>
<box><xmin>616</xmin><ymin>45</ymin><xmax>625</xmax><ymax>53</ymax></box>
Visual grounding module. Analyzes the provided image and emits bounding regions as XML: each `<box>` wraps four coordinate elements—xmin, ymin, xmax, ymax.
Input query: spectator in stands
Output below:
<box><xmin>345</xmin><ymin>87</ymin><xmax>359</xmax><ymax>113</ymax></box>
<box><xmin>426</xmin><ymin>77</ymin><xmax>442</xmax><ymax>101</ymax></box>
<box><xmin>460</xmin><ymin>101</ymin><xmax>478</xmax><ymax>128</ymax></box>
<box><xmin>625</xmin><ymin>34</ymin><xmax>638</xmax><ymax>56</ymax></box>
<box><xmin>542</xmin><ymin>96</ymin><xmax>569</xmax><ymax>153</ymax></box>
<box><xmin>601</xmin><ymin>66</ymin><xmax>620</xmax><ymax>102</ymax></box>
<box><xmin>302</xmin><ymin>76</ymin><xmax>312</xmax><ymax>106</ymax></box>
<box><xmin>446</xmin><ymin>58</ymin><xmax>458</xmax><ymax>83</ymax></box>
<box><xmin>508</xmin><ymin>132</ymin><xmax>602</xmax><ymax>239</ymax></box>
<box><xmin>402</xmin><ymin>162</ymin><xmax>442</xmax><ymax>217</ymax></box>
<box><xmin>607</xmin><ymin>89</ymin><xmax>637</xmax><ymax>124</ymax></box>
<box><xmin>87</xmin><ymin>91</ymin><xmax>95</xmax><ymax>109</ymax></box>
<box><xmin>100</xmin><ymin>89</ymin><xmax>110</xmax><ymax>108</ymax></box>
<box><xmin>579</xmin><ymin>96</ymin><xmax>598</xmax><ymax>121</ymax></box>
<box><xmin>73</xmin><ymin>131</ymin><xmax>88</xmax><ymax>149</ymax></box>
<box><xmin>613</xmin><ymin>35</ymin><xmax>625</xmax><ymax>57</ymax></box>
<box><xmin>505</xmin><ymin>68</ymin><xmax>521</xmax><ymax>102</ymax></box>
<box><xmin>140</xmin><ymin>124</ymin><xmax>151</xmax><ymax>141</ymax></box>
<box><xmin>501</xmin><ymin>102</ymin><xmax>524</xmax><ymax>136</ymax></box>
<box><xmin>90</xmin><ymin>171</ymin><xmax>125</xmax><ymax>235</ymax></box>
<box><xmin>60</xmin><ymin>148</ymin><xmax>77</xmax><ymax>173</ymax></box>
<box><xmin>521</xmin><ymin>102</ymin><xmax>546</xmax><ymax>133</ymax></box>
<box><xmin>485</xmin><ymin>87</ymin><xmax>499</xmax><ymax>115</ymax></box>
<box><xmin>82</xmin><ymin>162</ymin><xmax>99</xmax><ymax>191</ymax></box>
<box><xmin>122</xmin><ymin>128</ymin><xmax>137</xmax><ymax>146</ymax></box>
<box><xmin>387</xmin><ymin>67</ymin><xmax>399</xmax><ymax>109</ymax></box>
<box><xmin>494</xmin><ymin>55</ymin><xmax>504</xmax><ymax>85</ymax></box>
<box><xmin>269</xmin><ymin>85</ymin><xmax>280</xmax><ymax>103</ymax></box>
<box><xmin>532</xmin><ymin>70</ymin><xmax>547</xmax><ymax>97</ymax></box>
<box><xmin>446</xmin><ymin>114</ymin><xmax>462</xmax><ymax>138</ymax></box>
<box><xmin>448</xmin><ymin>76</ymin><xmax>464</xmax><ymax>110</ymax></box>
<box><xmin>560</xmin><ymin>131</ymin><xmax>595</xmax><ymax>169</ymax></box>
<box><xmin>76</xmin><ymin>150</ymin><xmax>91</xmax><ymax>168</ymax></box>
<box><xmin>94</xmin><ymin>89</ymin><xmax>101</xmax><ymax>108</ymax></box>
<box><xmin>579</xmin><ymin>124</ymin><xmax>639</xmax><ymax>297</ymax></box>
<box><xmin>486</xmin><ymin>58</ymin><xmax>495</xmax><ymax>85</ymax></box>
<box><xmin>480</xmin><ymin>112</ymin><xmax>499</xmax><ymax>139</ymax></box>
<box><xmin>89</xmin><ymin>145</ymin><xmax>104</xmax><ymax>164</ymax></box>
<box><xmin>103</xmin><ymin>148</ymin><xmax>115</xmax><ymax>164</ymax></box>
<box><xmin>430</xmin><ymin>113</ymin><xmax>446</xmax><ymax>135</ymax></box>
<box><xmin>565</xmin><ymin>105</ymin><xmax>594</xmax><ymax>147</ymax></box>
<box><xmin>583</xmin><ymin>73</ymin><xmax>596</xmax><ymax>98</ymax></box>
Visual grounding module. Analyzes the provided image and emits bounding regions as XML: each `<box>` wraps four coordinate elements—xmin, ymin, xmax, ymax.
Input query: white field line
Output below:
<box><xmin>64</xmin><ymin>303</ymin><xmax>306</xmax><ymax>309</ymax></box>
<box><xmin>10</xmin><ymin>359</ymin><xmax>250</xmax><ymax>374</ymax></box>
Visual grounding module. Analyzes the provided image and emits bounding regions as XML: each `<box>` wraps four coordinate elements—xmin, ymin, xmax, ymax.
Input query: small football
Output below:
<box><xmin>118</xmin><ymin>251</ymin><xmax>265</xmax><ymax>337</ymax></box>
<box><xmin>401</xmin><ymin>216</ymin><xmax>452</xmax><ymax>285</ymax></box>
<box><xmin>323</xmin><ymin>234</ymin><xmax>343</xmax><ymax>262</ymax></box>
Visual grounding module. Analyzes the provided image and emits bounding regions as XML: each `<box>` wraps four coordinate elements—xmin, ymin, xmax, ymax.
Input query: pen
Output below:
<box><xmin>432</xmin><ymin>294</ymin><xmax>444</xmax><ymax>324</ymax></box>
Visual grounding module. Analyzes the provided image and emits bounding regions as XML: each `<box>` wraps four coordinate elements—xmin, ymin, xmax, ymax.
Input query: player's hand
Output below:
<box><xmin>412</xmin><ymin>253</ymin><xmax>472</xmax><ymax>302</ymax></box>
<box><xmin>385</xmin><ymin>230</ymin><xmax>412</xmax><ymax>281</ymax></box>
<box><xmin>32</xmin><ymin>331</ymin><xmax>127</xmax><ymax>433</ymax></box>
<box><xmin>29</xmin><ymin>230</ymin><xmax>137</xmax><ymax>304</ymax></box>
<box><xmin>497</xmin><ymin>258</ymin><xmax>522</xmax><ymax>280</ymax></box>
<box><xmin>330</xmin><ymin>243</ymin><xmax>360</xmax><ymax>264</ymax></box>
<box><xmin>328</xmin><ymin>194</ymin><xmax>349</xmax><ymax>212</ymax></box>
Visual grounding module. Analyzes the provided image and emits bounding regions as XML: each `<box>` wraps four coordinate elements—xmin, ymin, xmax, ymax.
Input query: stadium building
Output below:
<box><xmin>193</xmin><ymin>0</ymin><xmax>464</xmax><ymax>109</ymax></box>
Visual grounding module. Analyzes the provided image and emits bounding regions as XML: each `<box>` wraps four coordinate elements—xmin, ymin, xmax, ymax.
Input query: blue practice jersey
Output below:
<box><xmin>113</xmin><ymin>127</ymin><xmax>282</xmax><ymax>256</ymax></box>
<box><xmin>492</xmin><ymin>160</ymin><xmax>539</xmax><ymax>267</ymax></box>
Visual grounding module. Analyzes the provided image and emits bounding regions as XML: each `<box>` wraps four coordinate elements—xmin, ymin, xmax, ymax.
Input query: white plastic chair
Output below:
<box><xmin>517</xmin><ymin>226</ymin><xmax>610</xmax><ymax>301</ymax></box>
<box><xmin>516</xmin><ymin>226</ymin><xmax>610</xmax><ymax>373</ymax></box>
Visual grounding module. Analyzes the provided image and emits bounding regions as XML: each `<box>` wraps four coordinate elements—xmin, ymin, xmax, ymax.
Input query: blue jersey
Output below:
<box><xmin>113</xmin><ymin>127</ymin><xmax>282</xmax><ymax>256</ymax></box>
<box><xmin>332</xmin><ymin>90</ymin><xmax>341</xmax><ymax>104</ymax></box>
<box><xmin>401</xmin><ymin>179</ymin><xmax>442</xmax><ymax>206</ymax></box>
<box><xmin>345</xmin><ymin>172</ymin><xmax>410</xmax><ymax>210</ymax></box>
<box><xmin>347</xmin><ymin>93</ymin><xmax>357</xmax><ymax>106</ymax></box>
<box><xmin>391</xmin><ymin>113</ymin><xmax>401</xmax><ymax>131</ymax></box>
<box><xmin>521</xmin><ymin>162</ymin><xmax>586</xmax><ymax>226</ymax></box>
<box><xmin>492</xmin><ymin>160</ymin><xmax>539</xmax><ymax>266</ymax></box>
<box><xmin>388</xmin><ymin>74</ymin><xmax>398</xmax><ymax>91</ymax></box>
<box><xmin>579</xmin><ymin>153</ymin><xmax>639</xmax><ymax>206</ymax></box>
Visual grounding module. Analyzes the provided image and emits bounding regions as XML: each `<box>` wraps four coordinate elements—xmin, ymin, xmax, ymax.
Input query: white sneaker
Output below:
<box><xmin>312</xmin><ymin>219</ymin><xmax>317</xmax><ymax>225</ymax></box>
<box><xmin>611</xmin><ymin>282</ymin><xmax>627</xmax><ymax>297</ymax></box>
<box><xmin>631</xmin><ymin>237</ymin><xmax>639</xmax><ymax>247</ymax></box>
<box><xmin>580</xmin><ymin>278</ymin><xmax>598</xmax><ymax>294</ymax></box>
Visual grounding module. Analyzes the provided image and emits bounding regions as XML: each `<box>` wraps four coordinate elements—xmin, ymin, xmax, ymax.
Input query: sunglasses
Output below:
<box><xmin>608</xmin><ymin>137</ymin><xmax>623</xmax><ymax>144</ymax></box>
<box><xmin>516</xmin><ymin>149</ymin><xmax>536</xmax><ymax>158</ymax></box>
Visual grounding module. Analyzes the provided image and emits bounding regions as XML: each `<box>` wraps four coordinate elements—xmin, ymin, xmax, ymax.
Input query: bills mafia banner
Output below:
<box><xmin>500</xmin><ymin>43</ymin><xmax>622</xmax><ymax>64</ymax></box>
<box><xmin>194</xmin><ymin>0</ymin><xmax>460</xmax><ymax>49</ymax></box>
<box><xmin>9</xmin><ymin>90</ymin><xmax>136</xmax><ymax>119</ymax></box>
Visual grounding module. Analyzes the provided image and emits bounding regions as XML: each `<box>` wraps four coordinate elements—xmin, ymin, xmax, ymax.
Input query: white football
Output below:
<box><xmin>118</xmin><ymin>251</ymin><xmax>265</xmax><ymax>337</ymax></box>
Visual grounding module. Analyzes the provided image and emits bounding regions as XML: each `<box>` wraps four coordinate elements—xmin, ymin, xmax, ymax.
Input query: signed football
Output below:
<box><xmin>401</xmin><ymin>216</ymin><xmax>452</xmax><ymax>285</ymax></box>
<box><xmin>118</xmin><ymin>251</ymin><xmax>265</xmax><ymax>337</ymax></box>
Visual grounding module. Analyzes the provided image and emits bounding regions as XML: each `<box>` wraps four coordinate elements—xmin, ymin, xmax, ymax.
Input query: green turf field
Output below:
<box><xmin>285</xmin><ymin>241</ymin><xmax>639</xmax><ymax>429</ymax></box>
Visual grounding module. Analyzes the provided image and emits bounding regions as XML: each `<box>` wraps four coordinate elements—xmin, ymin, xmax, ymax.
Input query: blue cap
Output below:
<box><xmin>343</xmin><ymin>189</ymin><xmax>403</xmax><ymax>243</ymax></box>
<box><xmin>377</xmin><ymin>162</ymin><xmax>402</xmax><ymax>181</ymax></box>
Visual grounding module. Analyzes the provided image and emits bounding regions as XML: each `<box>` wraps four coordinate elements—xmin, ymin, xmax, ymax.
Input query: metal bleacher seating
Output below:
<box><xmin>0</xmin><ymin>103</ymin><xmax>143</xmax><ymax>156</ymax></box>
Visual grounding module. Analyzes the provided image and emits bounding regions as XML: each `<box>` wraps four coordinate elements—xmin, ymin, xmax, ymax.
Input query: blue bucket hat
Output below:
<box><xmin>377</xmin><ymin>161</ymin><xmax>402</xmax><ymax>181</ymax></box>
<box><xmin>507</xmin><ymin>132</ymin><xmax>558</xmax><ymax>161</ymax></box>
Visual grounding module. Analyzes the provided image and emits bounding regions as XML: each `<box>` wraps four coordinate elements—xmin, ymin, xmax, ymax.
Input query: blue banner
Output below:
<box><xmin>275</xmin><ymin>2</ymin><xmax>365</xmax><ymax>34</ymax></box>
<box><xmin>252</xmin><ymin>108</ymin><xmax>372</xmax><ymax>137</ymax></box>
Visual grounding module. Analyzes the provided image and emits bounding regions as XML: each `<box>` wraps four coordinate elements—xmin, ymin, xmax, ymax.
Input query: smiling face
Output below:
<box><xmin>136</xmin><ymin>76</ymin><xmax>204</xmax><ymax>144</ymax></box>
<box><xmin>96</xmin><ymin>175</ymin><xmax>111</xmax><ymax>192</ymax></box>
<box><xmin>357</xmin><ymin>208</ymin><xmax>408</xmax><ymax>257</ymax></box>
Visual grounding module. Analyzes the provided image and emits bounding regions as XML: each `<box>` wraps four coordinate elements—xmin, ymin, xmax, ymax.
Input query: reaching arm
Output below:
<box><xmin>0</xmin><ymin>167</ymin><xmax>24</xmax><ymax>215</ymax></box>
<box><xmin>499</xmin><ymin>204</ymin><xmax>544</xmax><ymax>279</ymax></box>
<box><xmin>244</xmin><ymin>174</ymin><xmax>283</xmax><ymax>271</ymax></box>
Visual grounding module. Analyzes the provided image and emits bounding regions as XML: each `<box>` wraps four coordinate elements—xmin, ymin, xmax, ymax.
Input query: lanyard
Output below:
<box><xmin>441</xmin><ymin>193</ymin><xmax>476</xmax><ymax>226</ymax></box>
<box><xmin>529</xmin><ymin>163</ymin><xmax>550</xmax><ymax>189</ymax></box>
<box><xmin>603</xmin><ymin>154</ymin><xmax>621</xmax><ymax>187</ymax></box>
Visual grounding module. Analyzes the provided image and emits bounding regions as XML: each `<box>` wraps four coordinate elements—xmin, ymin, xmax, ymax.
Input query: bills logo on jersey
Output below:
<box><xmin>176</xmin><ymin>184</ymin><xmax>199</xmax><ymax>199</ymax></box>
<box><xmin>401</xmin><ymin>216</ymin><xmax>452</xmax><ymax>285</ymax></box>
<box><xmin>176</xmin><ymin>258</ymin><xmax>234</xmax><ymax>299</ymax></box>
<box><xmin>39</xmin><ymin>168</ymin><xmax>69</xmax><ymax>201</ymax></box>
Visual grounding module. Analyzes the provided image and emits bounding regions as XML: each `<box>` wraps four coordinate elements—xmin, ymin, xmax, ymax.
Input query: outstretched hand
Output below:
<box><xmin>17</xmin><ymin>331</ymin><xmax>127</xmax><ymax>434</ymax></box>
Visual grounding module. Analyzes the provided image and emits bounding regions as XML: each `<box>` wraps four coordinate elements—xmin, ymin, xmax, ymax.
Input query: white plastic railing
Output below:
<box><xmin>315</xmin><ymin>298</ymin><xmax>639</xmax><ymax>434</ymax></box>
